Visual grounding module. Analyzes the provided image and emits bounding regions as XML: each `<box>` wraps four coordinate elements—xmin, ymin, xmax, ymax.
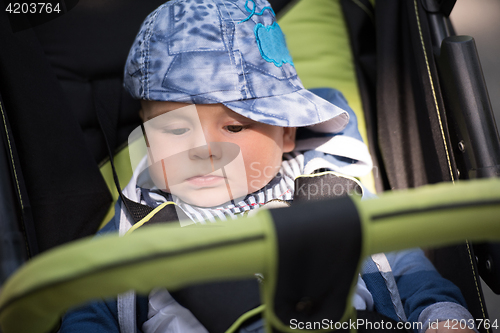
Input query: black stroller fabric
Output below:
<box><xmin>341</xmin><ymin>0</ymin><xmax>490</xmax><ymax>329</ymax></box>
<box><xmin>0</xmin><ymin>6</ymin><xmax>110</xmax><ymax>254</ymax></box>
<box><xmin>0</xmin><ymin>0</ymin><xmax>167</xmax><ymax>254</ymax></box>
<box><xmin>342</xmin><ymin>0</ymin><xmax>457</xmax><ymax>191</ymax></box>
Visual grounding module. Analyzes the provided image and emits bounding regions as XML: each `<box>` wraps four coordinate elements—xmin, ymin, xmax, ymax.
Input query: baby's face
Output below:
<box><xmin>140</xmin><ymin>101</ymin><xmax>296</xmax><ymax>207</ymax></box>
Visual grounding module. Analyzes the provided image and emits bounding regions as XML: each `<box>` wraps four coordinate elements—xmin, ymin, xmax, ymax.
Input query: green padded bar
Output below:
<box><xmin>262</xmin><ymin>179</ymin><xmax>500</xmax><ymax>333</ymax></box>
<box><xmin>1</xmin><ymin>178</ymin><xmax>499</xmax><ymax>333</ymax></box>
<box><xmin>279</xmin><ymin>0</ymin><xmax>376</xmax><ymax>193</ymax></box>
<box><xmin>0</xmin><ymin>212</ymin><xmax>276</xmax><ymax>333</ymax></box>
<box><xmin>99</xmin><ymin>147</ymin><xmax>132</xmax><ymax>227</ymax></box>
<box><xmin>362</xmin><ymin>179</ymin><xmax>500</xmax><ymax>255</ymax></box>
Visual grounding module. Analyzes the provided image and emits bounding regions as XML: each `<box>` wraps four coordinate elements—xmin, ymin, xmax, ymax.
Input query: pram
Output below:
<box><xmin>0</xmin><ymin>0</ymin><xmax>499</xmax><ymax>332</ymax></box>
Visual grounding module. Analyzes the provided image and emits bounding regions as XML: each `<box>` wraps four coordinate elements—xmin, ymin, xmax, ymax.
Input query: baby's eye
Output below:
<box><xmin>164</xmin><ymin>128</ymin><xmax>189</xmax><ymax>135</ymax></box>
<box><xmin>226</xmin><ymin>125</ymin><xmax>244</xmax><ymax>133</ymax></box>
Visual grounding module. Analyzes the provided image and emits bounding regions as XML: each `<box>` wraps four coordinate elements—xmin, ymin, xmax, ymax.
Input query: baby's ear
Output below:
<box><xmin>282</xmin><ymin>127</ymin><xmax>297</xmax><ymax>153</ymax></box>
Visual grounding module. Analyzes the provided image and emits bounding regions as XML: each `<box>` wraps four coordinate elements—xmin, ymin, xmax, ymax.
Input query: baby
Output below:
<box><xmin>60</xmin><ymin>1</ymin><xmax>476</xmax><ymax>332</ymax></box>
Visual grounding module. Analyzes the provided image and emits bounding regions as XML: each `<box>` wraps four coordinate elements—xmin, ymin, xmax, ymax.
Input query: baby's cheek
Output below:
<box><xmin>245</xmin><ymin>161</ymin><xmax>281</xmax><ymax>192</ymax></box>
<box><xmin>148</xmin><ymin>163</ymin><xmax>169</xmax><ymax>191</ymax></box>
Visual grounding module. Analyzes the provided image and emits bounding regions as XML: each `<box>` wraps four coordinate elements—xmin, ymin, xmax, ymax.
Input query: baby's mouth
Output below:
<box><xmin>185</xmin><ymin>175</ymin><xmax>225</xmax><ymax>187</ymax></box>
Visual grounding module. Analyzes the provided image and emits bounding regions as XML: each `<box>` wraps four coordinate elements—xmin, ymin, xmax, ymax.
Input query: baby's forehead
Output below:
<box><xmin>140</xmin><ymin>100</ymin><xmax>191</xmax><ymax>116</ymax></box>
<box><xmin>141</xmin><ymin>100</ymin><xmax>257</xmax><ymax>123</ymax></box>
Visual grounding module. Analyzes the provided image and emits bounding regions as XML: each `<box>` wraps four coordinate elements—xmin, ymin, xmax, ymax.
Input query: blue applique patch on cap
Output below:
<box><xmin>239</xmin><ymin>0</ymin><xmax>293</xmax><ymax>67</ymax></box>
<box><xmin>254</xmin><ymin>22</ymin><xmax>294</xmax><ymax>67</ymax></box>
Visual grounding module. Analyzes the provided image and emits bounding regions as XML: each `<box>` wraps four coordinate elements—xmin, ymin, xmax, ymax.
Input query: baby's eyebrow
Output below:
<box><xmin>144</xmin><ymin>113</ymin><xmax>196</xmax><ymax>127</ymax></box>
<box><xmin>225</xmin><ymin>112</ymin><xmax>255</xmax><ymax>123</ymax></box>
<box><xmin>145</xmin><ymin>109</ymin><xmax>175</xmax><ymax>120</ymax></box>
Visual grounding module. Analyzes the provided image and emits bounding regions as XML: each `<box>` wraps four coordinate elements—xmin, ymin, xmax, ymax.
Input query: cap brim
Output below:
<box><xmin>223</xmin><ymin>88</ymin><xmax>349</xmax><ymax>132</ymax></box>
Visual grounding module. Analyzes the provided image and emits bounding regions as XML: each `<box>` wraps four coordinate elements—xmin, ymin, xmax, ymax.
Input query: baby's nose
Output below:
<box><xmin>188</xmin><ymin>142</ymin><xmax>222</xmax><ymax>160</ymax></box>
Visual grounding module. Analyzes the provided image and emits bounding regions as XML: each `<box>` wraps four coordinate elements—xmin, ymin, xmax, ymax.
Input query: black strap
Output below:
<box><xmin>171</xmin><ymin>279</ymin><xmax>262</xmax><ymax>333</ymax></box>
<box><xmin>94</xmin><ymin>84</ymin><xmax>140</xmax><ymax>224</ymax></box>
<box><xmin>120</xmin><ymin>196</ymin><xmax>154</xmax><ymax>223</ymax></box>
<box><xmin>121</xmin><ymin>195</ymin><xmax>190</xmax><ymax>226</ymax></box>
<box><xmin>270</xmin><ymin>196</ymin><xmax>363</xmax><ymax>325</ymax></box>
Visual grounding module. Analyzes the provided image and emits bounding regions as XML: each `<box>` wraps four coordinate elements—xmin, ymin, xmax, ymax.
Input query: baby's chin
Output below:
<box><xmin>172</xmin><ymin>187</ymin><xmax>249</xmax><ymax>208</ymax></box>
<box><xmin>176</xmin><ymin>195</ymin><xmax>246</xmax><ymax>208</ymax></box>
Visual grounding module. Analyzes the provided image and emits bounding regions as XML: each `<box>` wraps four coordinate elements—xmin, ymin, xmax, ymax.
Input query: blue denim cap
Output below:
<box><xmin>124</xmin><ymin>0</ymin><xmax>349</xmax><ymax>130</ymax></box>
